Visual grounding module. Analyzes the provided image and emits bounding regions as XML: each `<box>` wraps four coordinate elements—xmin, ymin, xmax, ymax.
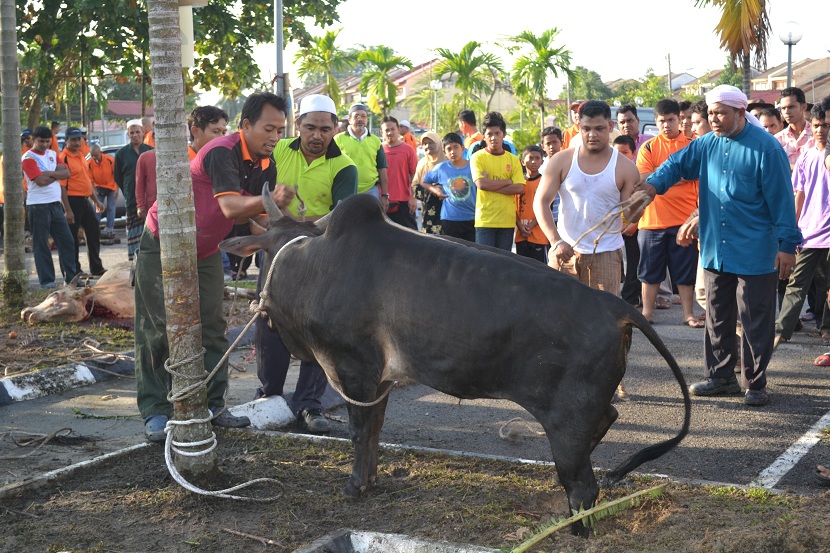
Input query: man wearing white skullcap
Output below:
<box><xmin>256</xmin><ymin>93</ymin><xmax>358</xmax><ymax>434</ymax></box>
<box><xmin>114</xmin><ymin>118</ymin><xmax>153</xmax><ymax>260</ymax></box>
<box><xmin>637</xmin><ymin>83</ymin><xmax>802</xmax><ymax>407</ymax></box>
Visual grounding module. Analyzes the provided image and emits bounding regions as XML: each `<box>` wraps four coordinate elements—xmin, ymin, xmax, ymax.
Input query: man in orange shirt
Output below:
<box><xmin>561</xmin><ymin>100</ymin><xmax>584</xmax><ymax>150</ymax></box>
<box><xmin>21</xmin><ymin>129</ymin><xmax>33</xmax><ymax>154</ymax></box>
<box><xmin>61</xmin><ymin>127</ymin><xmax>106</xmax><ymax>276</ymax></box>
<box><xmin>458</xmin><ymin>109</ymin><xmax>483</xmax><ymax>151</ymax></box>
<box><xmin>142</xmin><ymin>116</ymin><xmax>155</xmax><ymax>147</ymax></box>
<box><xmin>636</xmin><ymin>99</ymin><xmax>699</xmax><ymax>326</ymax></box>
<box><xmin>78</xmin><ymin>126</ymin><xmax>91</xmax><ymax>158</ymax></box>
<box><xmin>515</xmin><ymin>145</ymin><xmax>549</xmax><ymax>263</ymax></box>
<box><xmin>50</xmin><ymin>121</ymin><xmax>61</xmax><ymax>155</ymax></box>
<box><xmin>399</xmin><ymin>119</ymin><xmax>419</xmax><ymax>152</ymax></box>
<box><xmin>88</xmin><ymin>143</ymin><xmax>119</xmax><ymax>238</ymax></box>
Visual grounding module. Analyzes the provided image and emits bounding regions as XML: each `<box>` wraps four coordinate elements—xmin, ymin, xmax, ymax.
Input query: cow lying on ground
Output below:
<box><xmin>21</xmin><ymin>263</ymin><xmax>134</xmax><ymax>323</ymax></box>
<box><xmin>221</xmin><ymin>190</ymin><xmax>691</xmax><ymax>536</ymax></box>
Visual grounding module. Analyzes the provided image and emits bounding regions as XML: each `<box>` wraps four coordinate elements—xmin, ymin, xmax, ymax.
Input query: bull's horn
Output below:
<box><xmin>262</xmin><ymin>182</ymin><xmax>284</xmax><ymax>225</ymax></box>
<box><xmin>68</xmin><ymin>273</ymin><xmax>83</xmax><ymax>289</ymax></box>
<box><xmin>314</xmin><ymin>210</ymin><xmax>333</xmax><ymax>230</ymax></box>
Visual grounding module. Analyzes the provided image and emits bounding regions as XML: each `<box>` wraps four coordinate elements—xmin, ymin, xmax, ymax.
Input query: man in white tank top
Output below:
<box><xmin>533</xmin><ymin>101</ymin><xmax>640</xmax><ymax>294</ymax></box>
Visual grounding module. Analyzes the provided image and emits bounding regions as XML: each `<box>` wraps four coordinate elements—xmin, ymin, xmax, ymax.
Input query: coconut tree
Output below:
<box><xmin>694</xmin><ymin>0</ymin><xmax>770</xmax><ymax>94</ymax></box>
<box><xmin>294</xmin><ymin>29</ymin><xmax>356</xmax><ymax>108</ymax></box>
<box><xmin>508</xmin><ymin>28</ymin><xmax>572</xmax><ymax>131</ymax></box>
<box><xmin>434</xmin><ymin>41</ymin><xmax>503</xmax><ymax>109</ymax></box>
<box><xmin>358</xmin><ymin>45</ymin><xmax>411</xmax><ymax>116</ymax></box>
<box><xmin>0</xmin><ymin>0</ymin><xmax>27</xmax><ymax>308</ymax></box>
<box><xmin>147</xmin><ymin>0</ymin><xmax>214</xmax><ymax>477</ymax></box>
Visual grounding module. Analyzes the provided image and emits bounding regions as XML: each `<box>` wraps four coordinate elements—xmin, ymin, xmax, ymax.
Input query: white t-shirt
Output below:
<box><xmin>22</xmin><ymin>149</ymin><xmax>62</xmax><ymax>205</ymax></box>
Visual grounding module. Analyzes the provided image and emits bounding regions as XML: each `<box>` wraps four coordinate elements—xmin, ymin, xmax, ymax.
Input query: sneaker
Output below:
<box><xmin>210</xmin><ymin>406</ymin><xmax>251</xmax><ymax>428</ymax></box>
<box><xmin>689</xmin><ymin>377</ymin><xmax>742</xmax><ymax>396</ymax></box>
<box><xmin>144</xmin><ymin>415</ymin><xmax>168</xmax><ymax>443</ymax></box>
<box><xmin>297</xmin><ymin>408</ymin><xmax>331</xmax><ymax>434</ymax></box>
<box><xmin>744</xmin><ymin>388</ymin><xmax>769</xmax><ymax>406</ymax></box>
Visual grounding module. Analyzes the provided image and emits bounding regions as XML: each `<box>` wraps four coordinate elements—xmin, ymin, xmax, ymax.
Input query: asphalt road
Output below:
<box><xmin>2</xmin><ymin>230</ymin><xmax>830</xmax><ymax>497</ymax></box>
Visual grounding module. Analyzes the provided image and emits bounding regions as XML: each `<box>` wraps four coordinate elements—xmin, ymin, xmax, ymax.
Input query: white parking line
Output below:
<box><xmin>752</xmin><ymin>410</ymin><xmax>830</xmax><ymax>488</ymax></box>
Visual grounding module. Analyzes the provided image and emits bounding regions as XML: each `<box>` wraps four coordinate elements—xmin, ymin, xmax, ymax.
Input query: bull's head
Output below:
<box><xmin>20</xmin><ymin>278</ymin><xmax>94</xmax><ymax>324</ymax></box>
<box><xmin>219</xmin><ymin>184</ymin><xmax>329</xmax><ymax>260</ymax></box>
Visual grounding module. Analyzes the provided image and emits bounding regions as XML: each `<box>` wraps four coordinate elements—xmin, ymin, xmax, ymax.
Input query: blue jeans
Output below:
<box><xmin>95</xmin><ymin>187</ymin><xmax>117</xmax><ymax>232</ymax></box>
<box><xmin>475</xmin><ymin>227</ymin><xmax>514</xmax><ymax>251</ymax></box>
<box><xmin>27</xmin><ymin>202</ymin><xmax>78</xmax><ymax>287</ymax></box>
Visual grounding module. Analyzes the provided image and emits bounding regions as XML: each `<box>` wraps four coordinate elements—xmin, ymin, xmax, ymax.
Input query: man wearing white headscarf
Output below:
<box><xmin>636</xmin><ymin>84</ymin><xmax>802</xmax><ymax>407</ymax></box>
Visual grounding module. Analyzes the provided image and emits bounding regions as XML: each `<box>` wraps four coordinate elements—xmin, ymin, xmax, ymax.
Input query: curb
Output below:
<box><xmin>0</xmin><ymin>356</ymin><xmax>134</xmax><ymax>407</ymax></box>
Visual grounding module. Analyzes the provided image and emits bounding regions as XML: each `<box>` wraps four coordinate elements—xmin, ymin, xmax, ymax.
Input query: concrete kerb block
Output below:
<box><xmin>228</xmin><ymin>396</ymin><xmax>296</xmax><ymax>430</ymax></box>
<box><xmin>0</xmin><ymin>354</ymin><xmax>134</xmax><ymax>407</ymax></box>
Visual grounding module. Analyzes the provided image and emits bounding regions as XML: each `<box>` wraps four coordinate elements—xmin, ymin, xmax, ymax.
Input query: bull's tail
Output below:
<box><xmin>604</xmin><ymin>310</ymin><xmax>692</xmax><ymax>483</ymax></box>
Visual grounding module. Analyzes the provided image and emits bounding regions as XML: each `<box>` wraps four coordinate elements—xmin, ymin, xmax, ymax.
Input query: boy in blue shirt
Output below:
<box><xmin>422</xmin><ymin>133</ymin><xmax>477</xmax><ymax>242</ymax></box>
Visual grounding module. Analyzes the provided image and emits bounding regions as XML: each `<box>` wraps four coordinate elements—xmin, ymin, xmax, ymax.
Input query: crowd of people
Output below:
<box><xmin>4</xmin><ymin>84</ymin><xmax>830</xmax><ymax>483</ymax></box>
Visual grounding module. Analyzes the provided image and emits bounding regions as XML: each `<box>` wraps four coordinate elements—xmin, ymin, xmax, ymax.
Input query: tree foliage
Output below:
<box><xmin>434</xmin><ymin>41</ymin><xmax>503</xmax><ymax>109</ymax></box>
<box><xmin>293</xmin><ymin>29</ymin><xmax>356</xmax><ymax>108</ymax></box>
<box><xmin>15</xmin><ymin>0</ymin><xmax>345</xmax><ymax>128</ymax></box>
<box><xmin>358</xmin><ymin>45</ymin><xmax>411</xmax><ymax>116</ymax></box>
<box><xmin>507</xmin><ymin>28</ymin><xmax>571</xmax><ymax>131</ymax></box>
<box><xmin>609</xmin><ymin>70</ymin><xmax>674</xmax><ymax>106</ymax></box>
<box><xmin>560</xmin><ymin>66</ymin><xmax>612</xmax><ymax>101</ymax></box>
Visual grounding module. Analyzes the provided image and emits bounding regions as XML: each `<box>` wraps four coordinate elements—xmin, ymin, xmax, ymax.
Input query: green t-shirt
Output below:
<box><xmin>333</xmin><ymin>131</ymin><xmax>388</xmax><ymax>194</ymax></box>
<box><xmin>274</xmin><ymin>138</ymin><xmax>358</xmax><ymax>218</ymax></box>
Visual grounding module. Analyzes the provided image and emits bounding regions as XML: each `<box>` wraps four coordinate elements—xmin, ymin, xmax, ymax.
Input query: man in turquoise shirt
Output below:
<box><xmin>639</xmin><ymin>85</ymin><xmax>801</xmax><ymax>407</ymax></box>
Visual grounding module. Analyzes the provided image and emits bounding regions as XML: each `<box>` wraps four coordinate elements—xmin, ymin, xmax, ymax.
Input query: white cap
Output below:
<box><xmin>79</xmin><ymin>126</ymin><xmax>87</xmax><ymax>133</ymax></box>
<box><xmin>399</xmin><ymin>119</ymin><xmax>411</xmax><ymax>128</ymax></box>
<box><xmin>126</xmin><ymin>118</ymin><xmax>143</xmax><ymax>129</ymax></box>
<box><xmin>299</xmin><ymin>94</ymin><xmax>337</xmax><ymax>116</ymax></box>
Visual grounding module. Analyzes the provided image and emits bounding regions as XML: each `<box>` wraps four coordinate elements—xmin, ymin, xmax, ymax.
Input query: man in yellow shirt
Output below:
<box><xmin>470</xmin><ymin>111</ymin><xmax>525</xmax><ymax>251</ymax></box>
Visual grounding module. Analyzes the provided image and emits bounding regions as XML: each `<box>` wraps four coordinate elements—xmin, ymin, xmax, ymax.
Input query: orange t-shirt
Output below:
<box><xmin>401</xmin><ymin>131</ymin><xmax>419</xmax><ymax>153</ymax></box>
<box><xmin>562</xmin><ymin>125</ymin><xmax>579</xmax><ymax>150</ymax></box>
<box><xmin>60</xmin><ymin>148</ymin><xmax>93</xmax><ymax>197</ymax></box>
<box><xmin>143</xmin><ymin>131</ymin><xmax>155</xmax><ymax>147</ymax></box>
<box><xmin>515</xmin><ymin>174</ymin><xmax>549</xmax><ymax>245</ymax></box>
<box><xmin>50</xmin><ymin>135</ymin><xmax>60</xmax><ymax>156</ymax></box>
<box><xmin>464</xmin><ymin>132</ymin><xmax>483</xmax><ymax>150</ymax></box>
<box><xmin>636</xmin><ymin>133</ymin><xmax>698</xmax><ymax>230</ymax></box>
<box><xmin>88</xmin><ymin>153</ymin><xmax>117</xmax><ymax>191</ymax></box>
<box><xmin>79</xmin><ymin>138</ymin><xmax>90</xmax><ymax>158</ymax></box>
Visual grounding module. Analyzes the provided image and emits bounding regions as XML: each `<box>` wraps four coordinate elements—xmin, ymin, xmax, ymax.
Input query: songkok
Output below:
<box><xmin>126</xmin><ymin>118</ymin><xmax>143</xmax><ymax>129</ymax></box>
<box><xmin>299</xmin><ymin>94</ymin><xmax>337</xmax><ymax>116</ymax></box>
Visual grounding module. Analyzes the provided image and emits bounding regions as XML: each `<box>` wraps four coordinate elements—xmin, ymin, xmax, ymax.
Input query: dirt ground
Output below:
<box><xmin>1</xmin><ymin>431</ymin><xmax>828</xmax><ymax>553</ymax></box>
<box><xmin>0</xmin><ymin>284</ymin><xmax>255</xmax><ymax>378</ymax></box>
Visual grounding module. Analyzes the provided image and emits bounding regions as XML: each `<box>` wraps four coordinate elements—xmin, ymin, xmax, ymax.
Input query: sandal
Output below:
<box><xmin>813</xmin><ymin>354</ymin><xmax>830</xmax><ymax>367</ymax></box>
<box><xmin>655</xmin><ymin>297</ymin><xmax>671</xmax><ymax>310</ymax></box>
<box><xmin>682</xmin><ymin>317</ymin><xmax>704</xmax><ymax>328</ymax></box>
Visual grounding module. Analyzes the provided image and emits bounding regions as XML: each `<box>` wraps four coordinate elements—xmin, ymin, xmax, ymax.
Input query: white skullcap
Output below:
<box><xmin>705</xmin><ymin>85</ymin><xmax>763</xmax><ymax>128</ymax></box>
<box><xmin>126</xmin><ymin>118</ymin><xmax>143</xmax><ymax>129</ymax></box>
<box><xmin>705</xmin><ymin>85</ymin><xmax>747</xmax><ymax>110</ymax></box>
<box><xmin>299</xmin><ymin>94</ymin><xmax>337</xmax><ymax>116</ymax></box>
<box><xmin>399</xmin><ymin>119</ymin><xmax>411</xmax><ymax>127</ymax></box>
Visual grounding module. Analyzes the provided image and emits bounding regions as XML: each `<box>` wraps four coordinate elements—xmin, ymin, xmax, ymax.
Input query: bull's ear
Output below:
<box><xmin>219</xmin><ymin>235</ymin><xmax>270</xmax><ymax>258</ymax></box>
<box><xmin>68</xmin><ymin>273</ymin><xmax>83</xmax><ymax>289</ymax></box>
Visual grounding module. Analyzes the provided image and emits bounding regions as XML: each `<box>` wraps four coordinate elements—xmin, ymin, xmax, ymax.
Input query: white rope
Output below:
<box><xmin>160</xmin><ymin>235</ymin><xmax>308</xmax><ymax>501</ymax></box>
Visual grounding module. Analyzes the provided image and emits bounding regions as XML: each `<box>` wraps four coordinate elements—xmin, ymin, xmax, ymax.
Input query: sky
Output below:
<box><xmin>246</xmin><ymin>0</ymin><xmax>830</xmax><ymax>99</ymax></box>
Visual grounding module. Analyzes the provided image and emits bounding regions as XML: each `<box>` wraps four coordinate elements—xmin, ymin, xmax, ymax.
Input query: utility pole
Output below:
<box><xmin>666</xmin><ymin>53</ymin><xmax>672</xmax><ymax>96</ymax></box>
<box><xmin>274</xmin><ymin>0</ymin><xmax>284</xmax><ymax>97</ymax></box>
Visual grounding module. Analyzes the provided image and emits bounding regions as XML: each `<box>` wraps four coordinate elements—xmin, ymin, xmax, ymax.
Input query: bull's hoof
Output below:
<box><xmin>344</xmin><ymin>481</ymin><xmax>366</xmax><ymax>498</ymax></box>
<box><xmin>569</xmin><ymin>520</ymin><xmax>590</xmax><ymax>538</ymax></box>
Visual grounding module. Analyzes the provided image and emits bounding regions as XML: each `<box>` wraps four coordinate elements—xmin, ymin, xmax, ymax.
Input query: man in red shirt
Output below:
<box><xmin>381</xmin><ymin>116</ymin><xmax>418</xmax><ymax>229</ymax></box>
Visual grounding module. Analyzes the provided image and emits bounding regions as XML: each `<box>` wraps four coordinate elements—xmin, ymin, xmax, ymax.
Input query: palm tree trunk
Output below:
<box><xmin>1</xmin><ymin>0</ymin><xmax>29</xmax><ymax>308</ymax></box>
<box><xmin>147</xmin><ymin>0</ymin><xmax>215</xmax><ymax>478</ymax></box>
<box><xmin>741</xmin><ymin>52</ymin><xmax>751</xmax><ymax>96</ymax></box>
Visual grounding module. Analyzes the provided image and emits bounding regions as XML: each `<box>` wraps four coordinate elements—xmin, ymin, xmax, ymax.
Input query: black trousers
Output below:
<box><xmin>621</xmin><ymin>231</ymin><xmax>641</xmax><ymax>306</ymax></box>
<box><xmin>67</xmin><ymin>195</ymin><xmax>104</xmax><ymax>275</ymax></box>
<box><xmin>387</xmin><ymin>202</ymin><xmax>417</xmax><ymax>230</ymax></box>
<box><xmin>703</xmin><ymin>269</ymin><xmax>777</xmax><ymax>391</ymax></box>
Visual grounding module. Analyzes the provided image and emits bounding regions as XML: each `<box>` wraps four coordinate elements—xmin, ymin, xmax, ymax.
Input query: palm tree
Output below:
<box><xmin>508</xmin><ymin>28</ymin><xmax>571</xmax><ymax>131</ymax></box>
<box><xmin>694</xmin><ymin>0</ymin><xmax>770</xmax><ymax>94</ymax></box>
<box><xmin>358</xmin><ymin>45</ymin><xmax>411</xmax><ymax>116</ymax></box>
<box><xmin>147</xmin><ymin>0</ymin><xmax>214</xmax><ymax>476</ymax></box>
<box><xmin>434</xmin><ymin>41</ymin><xmax>503</xmax><ymax>109</ymax></box>
<box><xmin>0</xmin><ymin>0</ymin><xmax>28</xmax><ymax>308</ymax></box>
<box><xmin>294</xmin><ymin>29</ymin><xmax>356</xmax><ymax>108</ymax></box>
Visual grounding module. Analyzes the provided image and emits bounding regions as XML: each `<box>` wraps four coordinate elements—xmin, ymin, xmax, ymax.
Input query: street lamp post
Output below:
<box><xmin>778</xmin><ymin>21</ymin><xmax>803</xmax><ymax>89</ymax></box>
<box><xmin>429</xmin><ymin>80</ymin><xmax>442</xmax><ymax>132</ymax></box>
